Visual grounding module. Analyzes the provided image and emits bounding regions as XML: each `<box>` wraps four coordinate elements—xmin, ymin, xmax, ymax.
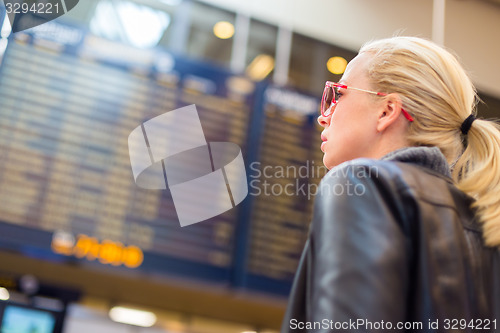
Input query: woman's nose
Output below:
<box><xmin>317</xmin><ymin>113</ymin><xmax>330</xmax><ymax>127</ymax></box>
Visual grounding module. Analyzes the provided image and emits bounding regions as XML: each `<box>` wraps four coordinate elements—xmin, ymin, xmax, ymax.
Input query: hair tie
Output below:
<box><xmin>460</xmin><ymin>114</ymin><xmax>476</xmax><ymax>135</ymax></box>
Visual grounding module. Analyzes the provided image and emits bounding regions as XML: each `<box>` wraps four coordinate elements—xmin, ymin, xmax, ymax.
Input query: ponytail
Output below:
<box><xmin>453</xmin><ymin>118</ymin><xmax>500</xmax><ymax>246</ymax></box>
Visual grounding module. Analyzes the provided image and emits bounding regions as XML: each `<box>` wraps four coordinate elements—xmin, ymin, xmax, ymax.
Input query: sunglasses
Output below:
<box><xmin>320</xmin><ymin>81</ymin><xmax>414</xmax><ymax>122</ymax></box>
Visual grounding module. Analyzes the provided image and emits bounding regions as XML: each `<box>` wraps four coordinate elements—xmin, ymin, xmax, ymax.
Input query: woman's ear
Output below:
<box><xmin>376</xmin><ymin>93</ymin><xmax>404</xmax><ymax>132</ymax></box>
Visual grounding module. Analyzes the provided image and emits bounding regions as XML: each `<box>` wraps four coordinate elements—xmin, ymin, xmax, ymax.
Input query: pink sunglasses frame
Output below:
<box><xmin>320</xmin><ymin>82</ymin><xmax>414</xmax><ymax>122</ymax></box>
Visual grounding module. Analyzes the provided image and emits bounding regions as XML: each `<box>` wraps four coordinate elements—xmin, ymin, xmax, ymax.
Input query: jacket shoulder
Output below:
<box><xmin>323</xmin><ymin>157</ymin><xmax>453</xmax><ymax>203</ymax></box>
<box><xmin>320</xmin><ymin>157</ymin><xmax>413</xmax><ymax>194</ymax></box>
<box><xmin>322</xmin><ymin>157</ymin><xmax>480</xmax><ymax>232</ymax></box>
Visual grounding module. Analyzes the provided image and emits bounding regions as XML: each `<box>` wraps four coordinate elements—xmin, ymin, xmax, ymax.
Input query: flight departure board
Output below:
<box><xmin>244</xmin><ymin>86</ymin><xmax>326</xmax><ymax>294</ymax></box>
<box><xmin>0</xmin><ymin>21</ymin><xmax>324</xmax><ymax>296</ymax></box>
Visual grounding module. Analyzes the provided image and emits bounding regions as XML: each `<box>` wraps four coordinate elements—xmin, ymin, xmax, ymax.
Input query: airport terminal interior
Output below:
<box><xmin>0</xmin><ymin>0</ymin><xmax>499</xmax><ymax>332</ymax></box>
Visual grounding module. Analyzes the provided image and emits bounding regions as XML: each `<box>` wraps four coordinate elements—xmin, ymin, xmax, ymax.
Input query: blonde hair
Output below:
<box><xmin>360</xmin><ymin>36</ymin><xmax>500</xmax><ymax>247</ymax></box>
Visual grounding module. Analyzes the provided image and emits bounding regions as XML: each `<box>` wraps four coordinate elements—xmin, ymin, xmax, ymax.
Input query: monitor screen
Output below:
<box><xmin>1</xmin><ymin>305</ymin><xmax>56</xmax><ymax>333</ymax></box>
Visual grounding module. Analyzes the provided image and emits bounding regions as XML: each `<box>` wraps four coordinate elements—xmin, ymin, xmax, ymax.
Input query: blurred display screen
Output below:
<box><xmin>0</xmin><ymin>21</ymin><xmax>323</xmax><ymax>295</ymax></box>
<box><xmin>244</xmin><ymin>87</ymin><xmax>325</xmax><ymax>293</ymax></box>
<box><xmin>1</xmin><ymin>305</ymin><xmax>56</xmax><ymax>333</ymax></box>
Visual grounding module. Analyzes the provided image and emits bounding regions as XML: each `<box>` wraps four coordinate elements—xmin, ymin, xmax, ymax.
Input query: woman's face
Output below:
<box><xmin>318</xmin><ymin>52</ymin><xmax>382</xmax><ymax>169</ymax></box>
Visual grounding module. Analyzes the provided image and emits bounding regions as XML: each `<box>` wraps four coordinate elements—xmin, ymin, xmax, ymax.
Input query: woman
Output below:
<box><xmin>282</xmin><ymin>37</ymin><xmax>500</xmax><ymax>332</ymax></box>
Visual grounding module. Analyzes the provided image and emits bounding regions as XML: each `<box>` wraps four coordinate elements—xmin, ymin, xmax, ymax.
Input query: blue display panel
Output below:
<box><xmin>0</xmin><ymin>298</ymin><xmax>70</xmax><ymax>333</ymax></box>
<box><xmin>0</xmin><ymin>21</ymin><xmax>322</xmax><ymax>296</ymax></box>
<box><xmin>1</xmin><ymin>305</ymin><xmax>56</xmax><ymax>333</ymax></box>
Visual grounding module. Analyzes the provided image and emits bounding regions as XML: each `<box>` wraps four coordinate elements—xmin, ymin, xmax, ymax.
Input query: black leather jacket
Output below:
<box><xmin>281</xmin><ymin>147</ymin><xmax>500</xmax><ymax>332</ymax></box>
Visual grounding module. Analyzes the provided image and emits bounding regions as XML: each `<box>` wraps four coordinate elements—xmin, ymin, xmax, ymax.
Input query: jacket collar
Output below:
<box><xmin>381</xmin><ymin>146</ymin><xmax>452</xmax><ymax>179</ymax></box>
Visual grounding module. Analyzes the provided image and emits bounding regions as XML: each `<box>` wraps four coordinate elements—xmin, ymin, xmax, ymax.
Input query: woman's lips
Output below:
<box><xmin>321</xmin><ymin>134</ymin><xmax>327</xmax><ymax>152</ymax></box>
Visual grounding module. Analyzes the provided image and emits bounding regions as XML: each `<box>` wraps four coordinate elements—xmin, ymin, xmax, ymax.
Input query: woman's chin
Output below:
<box><xmin>323</xmin><ymin>152</ymin><xmax>349</xmax><ymax>170</ymax></box>
<box><xmin>322</xmin><ymin>154</ymin><xmax>334</xmax><ymax>170</ymax></box>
